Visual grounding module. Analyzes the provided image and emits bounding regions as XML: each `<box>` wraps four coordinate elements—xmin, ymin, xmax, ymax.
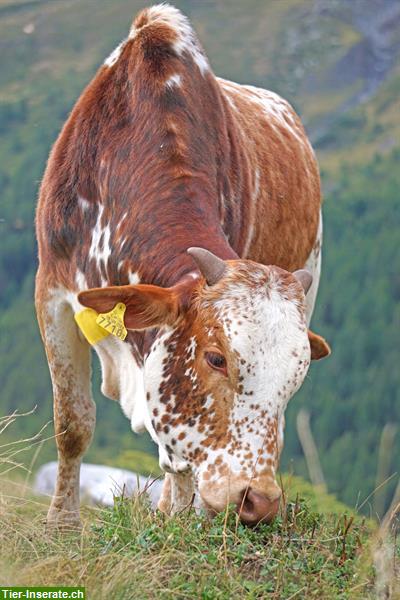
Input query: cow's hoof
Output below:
<box><xmin>157</xmin><ymin>496</ymin><xmax>171</xmax><ymax>514</ymax></box>
<box><xmin>45</xmin><ymin>510</ymin><xmax>82</xmax><ymax>534</ymax></box>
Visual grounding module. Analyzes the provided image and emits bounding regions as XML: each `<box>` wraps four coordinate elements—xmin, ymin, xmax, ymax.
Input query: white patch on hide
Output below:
<box><xmin>165</xmin><ymin>73</ymin><xmax>182</xmax><ymax>88</ymax></box>
<box><xmin>224</xmin><ymin>94</ymin><xmax>237</xmax><ymax>111</ymax></box>
<box><xmin>78</xmin><ymin>195</ymin><xmax>90</xmax><ymax>211</ymax></box>
<box><xmin>218</xmin><ymin>77</ymin><xmax>305</xmax><ymax>146</ymax></box>
<box><xmin>185</xmin><ymin>336</ymin><xmax>197</xmax><ymax>362</ymax></box>
<box><xmin>75</xmin><ymin>269</ymin><xmax>88</xmax><ymax>295</ymax></box>
<box><xmin>89</xmin><ymin>205</ymin><xmax>112</xmax><ymax>277</ymax></box>
<box><xmin>104</xmin><ymin>40</ymin><xmax>127</xmax><ymax>67</ymax></box>
<box><xmin>128</xmin><ymin>271</ymin><xmax>140</xmax><ymax>285</ymax></box>
<box><xmin>130</xmin><ymin>4</ymin><xmax>209</xmax><ymax>75</ymax></box>
<box><xmin>242</xmin><ymin>167</ymin><xmax>260</xmax><ymax>258</ymax></box>
<box><xmin>303</xmin><ymin>210</ymin><xmax>322</xmax><ymax>325</ymax></box>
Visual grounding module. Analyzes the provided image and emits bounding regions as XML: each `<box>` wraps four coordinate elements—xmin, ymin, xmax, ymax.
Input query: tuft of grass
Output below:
<box><xmin>0</xmin><ymin>416</ymin><xmax>397</xmax><ymax>598</ymax></box>
<box><xmin>2</xmin><ymin>476</ymin><xmax>394</xmax><ymax>600</ymax></box>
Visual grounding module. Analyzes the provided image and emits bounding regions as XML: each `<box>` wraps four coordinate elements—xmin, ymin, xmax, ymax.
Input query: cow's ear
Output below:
<box><xmin>78</xmin><ymin>284</ymin><xmax>179</xmax><ymax>330</ymax></box>
<box><xmin>308</xmin><ymin>330</ymin><xmax>331</xmax><ymax>360</ymax></box>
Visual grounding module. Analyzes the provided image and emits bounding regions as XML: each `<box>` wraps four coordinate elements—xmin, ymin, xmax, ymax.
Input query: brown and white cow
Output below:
<box><xmin>35</xmin><ymin>4</ymin><xmax>330</xmax><ymax>529</ymax></box>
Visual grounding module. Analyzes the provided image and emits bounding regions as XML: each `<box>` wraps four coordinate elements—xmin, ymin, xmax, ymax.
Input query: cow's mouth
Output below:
<box><xmin>199</xmin><ymin>484</ymin><xmax>281</xmax><ymax>526</ymax></box>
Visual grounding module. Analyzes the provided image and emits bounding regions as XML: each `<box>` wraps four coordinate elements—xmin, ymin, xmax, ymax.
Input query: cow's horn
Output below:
<box><xmin>187</xmin><ymin>247</ymin><xmax>226</xmax><ymax>285</ymax></box>
<box><xmin>293</xmin><ymin>269</ymin><xmax>313</xmax><ymax>295</ymax></box>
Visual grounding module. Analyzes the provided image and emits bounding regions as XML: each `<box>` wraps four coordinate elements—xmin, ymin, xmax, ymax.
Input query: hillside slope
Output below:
<box><xmin>0</xmin><ymin>0</ymin><xmax>399</xmax><ymax>514</ymax></box>
<box><xmin>1</xmin><ymin>474</ymin><xmax>384</xmax><ymax>599</ymax></box>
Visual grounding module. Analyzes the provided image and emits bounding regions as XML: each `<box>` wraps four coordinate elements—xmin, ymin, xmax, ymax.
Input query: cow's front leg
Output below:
<box><xmin>36</xmin><ymin>284</ymin><xmax>95</xmax><ymax>530</ymax></box>
<box><xmin>157</xmin><ymin>473</ymin><xmax>172</xmax><ymax>513</ymax></box>
<box><xmin>158</xmin><ymin>472</ymin><xmax>194</xmax><ymax>515</ymax></box>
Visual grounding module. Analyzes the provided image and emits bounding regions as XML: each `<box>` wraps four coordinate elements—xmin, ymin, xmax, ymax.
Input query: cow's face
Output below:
<box><xmin>79</xmin><ymin>248</ymin><xmax>330</xmax><ymax>524</ymax></box>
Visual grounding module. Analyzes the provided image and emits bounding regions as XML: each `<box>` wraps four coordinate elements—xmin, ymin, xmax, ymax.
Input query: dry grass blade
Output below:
<box><xmin>374</xmin><ymin>423</ymin><xmax>397</xmax><ymax>519</ymax></box>
<box><xmin>296</xmin><ymin>408</ymin><xmax>327</xmax><ymax>493</ymax></box>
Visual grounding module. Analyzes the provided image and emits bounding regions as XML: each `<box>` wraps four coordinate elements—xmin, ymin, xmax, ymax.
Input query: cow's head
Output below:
<box><xmin>79</xmin><ymin>248</ymin><xmax>330</xmax><ymax>524</ymax></box>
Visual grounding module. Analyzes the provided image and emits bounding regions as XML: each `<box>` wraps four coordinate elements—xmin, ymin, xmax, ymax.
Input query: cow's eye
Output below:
<box><xmin>205</xmin><ymin>351</ymin><xmax>227</xmax><ymax>374</ymax></box>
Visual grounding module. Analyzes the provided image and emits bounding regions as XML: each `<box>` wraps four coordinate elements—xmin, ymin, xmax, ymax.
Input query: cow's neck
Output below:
<box><xmin>133</xmin><ymin>181</ymin><xmax>238</xmax><ymax>288</ymax></box>
<box><xmin>152</xmin><ymin>236</ymin><xmax>237</xmax><ymax>287</ymax></box>
<box><xmin>133</xmin><ymin>227</ymin><xmax>237</xmax><ymax>360</ymax></box>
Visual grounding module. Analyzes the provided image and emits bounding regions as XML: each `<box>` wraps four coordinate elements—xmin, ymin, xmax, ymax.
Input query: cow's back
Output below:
<box><xmin>217</xmin><ymin>78</ymin><xmax>320</xmax><ymax>272</ymax></box>
<box><xmin>36</xmin><ymin>5</ymin><xmax>321</xmax><ymax>294</ymax></box>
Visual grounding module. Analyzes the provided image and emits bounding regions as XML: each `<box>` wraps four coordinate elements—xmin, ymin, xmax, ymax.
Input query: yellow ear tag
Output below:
<box><xmin>74</xmin><ymin>308</ymin><xmax>110</xmax><ymax>346</ymax></box>
<box><xmin>96</xmin><ymin>302</ymin><xmax>128</xmax><ymax>341</ymax></box>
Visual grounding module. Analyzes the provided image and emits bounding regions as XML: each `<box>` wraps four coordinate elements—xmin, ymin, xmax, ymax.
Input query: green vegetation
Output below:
<box><xmin>2</xmin><ymin>416</ymin><xmax>398</xmax><ymax>598</ymax></box>
<box><xmin>2</xmin><ymin>475</ymin><xmax>390</xmax><ymax>599</ymax></box>
<box><xmin>1</xmin><ymin>0</ymin><xmax>399</xmax><ymax>521</ymax></box>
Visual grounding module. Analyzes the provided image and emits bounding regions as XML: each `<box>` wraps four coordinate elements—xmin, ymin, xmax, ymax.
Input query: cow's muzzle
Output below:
<box><xmin>236</xmin><ymin>486</ymin><xmax>281</xmax><ymax>526</ymax></box>
<box><xmin>199</xmin><ymin>478</ymin><xmax>282</xmax><ymax>526</ymax></box>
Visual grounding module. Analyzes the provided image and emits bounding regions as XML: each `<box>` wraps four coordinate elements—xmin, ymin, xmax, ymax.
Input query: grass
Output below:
<box><xmin>2</xmin><ymin>475</ymin><xmax>398</xmax><ymax>600</ymax></box>
<box><xmin>1</xmin><ymin>414</ymin><xmax>398</xmax><ymax>599</ymax></box>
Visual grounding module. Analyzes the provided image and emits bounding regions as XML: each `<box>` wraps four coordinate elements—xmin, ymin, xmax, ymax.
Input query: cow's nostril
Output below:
<box><xmin>241</xmin><ymin>490</ymin><xmax>255</xmax><ymax>514</ymax></box>
<box><xmin>237</xmin><ymin>487</ymin><xmax>280</xmax><ymax>526</ymax></box>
